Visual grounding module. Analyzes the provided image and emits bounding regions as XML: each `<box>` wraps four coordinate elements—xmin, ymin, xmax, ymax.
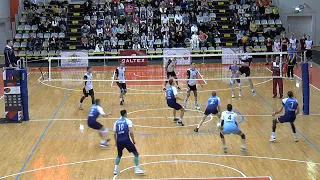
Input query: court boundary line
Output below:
<box><xmin>1</xmin><ymin>153</ymin><xmax>318</xmax><ymax>179</ymax></box>
<box><xmin>14</xmin><ymin>85</ymin><xmax>73</xmax><ymax>180</ymax></box>
<box><xmin>257</xmin><ymin>63</ymin><xmax>320</xmax><ymax>152</ymax></box>
<box><xmin>111</xmin><ymin>71</ymin><xmax>115</xmax><ymax>86</ymax></box>
<box><xmin>198</xmin><ymin>71</ymin><xmax>207</xmax><ymax>85</ymax></box>
<box><xmin>113</xmin><ymin>160</ymin><xmax>246</xmax><ymax>180</ymax></box>
<box><xmin>0</xmin><ymin>95</ymin><xmax>3</xmax><ymax>100</ymax></box>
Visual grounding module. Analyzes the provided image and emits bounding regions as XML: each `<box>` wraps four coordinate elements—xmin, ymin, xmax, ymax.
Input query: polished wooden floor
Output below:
<box><xmin>0</xmin><ymin>64</ymin><xmax>319</xmax><ymax>180</ymax></box>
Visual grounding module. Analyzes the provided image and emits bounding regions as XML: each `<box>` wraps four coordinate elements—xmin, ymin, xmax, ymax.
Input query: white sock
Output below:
<box><xmin>272</xmin><ymin>132</ymin><xmax>275</xmax><ymax>137</ymax></box>
<box><xmin>197</xmin><ymin>124</ymin><xmax>200</xmax><ymax>128</ymax></box>
<box><xmin>195</xmin><ymin>100</ymin><xmax>198</xmax><ymax>106</ymax></box>
<box><xmin>115</xmin><ymin>165</ymin><xmax>118</xmax><ymax>170</ymax></box>
<box><xmin>120</xmin><ymin>98</ymin><xmax>123</xmax><ymax>102</ymax></box>
<box><xmin>241</xmin><ymin>139</ymin><xmax>245</xmax><ymax>147</ymax></box>
<box><xmin>222</xmin><ymin>145</ymin><xmax>226</xmax><ymax>148</ymax></box>
<box><xmin>294</xmin><ymin>133</ymin><xmax>297</xmax><ymax>138</ymax></box>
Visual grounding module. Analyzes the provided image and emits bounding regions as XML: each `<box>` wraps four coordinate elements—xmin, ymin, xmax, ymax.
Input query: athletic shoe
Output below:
<box><xmin>114</xmin><ymin>169</ymin><xmax>119</xmax><ymax>175</ymax></box>
<box><xmin>120</xmin><ymin>101</ymin><xmax>123</xmax><ymax>106</ymax></box>
<box><xmin>177</xmin><ymin>86</ymin><xmax>181</xmax><ymax>90</ymax></box>
<box><xmin>239</xmin><ymin>92</ymin><xmax>242</xmax><ymax>97</ymax></box>
<box><xmin>273</xmin><ymin>95</ymin><xmax>277</xmax><ymax>98</ymax></box>
<box><xmin>252</xmin><ymin>90</ymin><xmax>256</xmax><ymax>96</ymax></box>
<box><xmin>195</xmin><ymin>106</ymin><xmax>200</xmax><ymax>110</ymax></box>
<box><xmin>241</xmin><ymin>147</ymin><xmax>247</xmax><ymax>152</ymax></box>
<box><xmin>232</xmin><ymin>93</ymin><xmax>235</xmax><ymax>98</ymax></box>
<box><xmin>294</xmin><ymin>137</ymin><xmax>299</xmax><ymax>142</ymax></box>
<box><xmin>269</xmin><ymin>136</ymin><xmax>276</xmax><ymax>142</ymax></box>
<box><xmin>134</xmin><ymin>167</ymin><xmax>146</xmax><ymax>174</ymax></box>
<box><xmin>177</xmin><ymin>121</ymin><xmax>184</xmax><ymax>126</ymax></box>
<box><xmin>279</xmin><ymin>95</ymin><xmax>283</xmax><ymax>99</ymax></box>
<box><xmin>100</xmin><ymin>143</ymin><xmax>110</xmax><ymax>149</ymax></box>
<box><xmin>223</xmin><ymin>147</ymin><xmax>227</xmax><ymax>153</ymax></box>
<box><xmin>78</xmin><ymin>104</ymin><xmax>83</xmax><ymax>110</ymax></box>
<box><xmin>163</xmin><ymin>87</ymin><xmax>166</xmax><ymax>91</ymax></box>
<box><xmin>194</xmin><ymin>128</ymin><xmax>199</xmax><ymax>132</ymax></box>
<box><xmin>173</xmin><ymin>118</ymin><xmax>180</xmax><ymax>122</ymax></box>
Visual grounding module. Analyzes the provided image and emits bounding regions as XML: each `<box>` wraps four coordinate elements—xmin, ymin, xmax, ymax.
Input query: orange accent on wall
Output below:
<box><xmin>10</xmin><ymin>0</ymin><xmax>19</xmax><ymax>30</ymax></box>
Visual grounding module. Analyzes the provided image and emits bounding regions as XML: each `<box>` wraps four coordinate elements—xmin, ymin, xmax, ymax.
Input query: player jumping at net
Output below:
<box><xmin>163</xmin><ymin>57</ymin><xmax>180</xmax><ymax>90</ymax></box>
<box><xmin>235</xmin><ymin>54</ymin><xmax>256</xmax><ymax>96</ymax></box>
<box><xmin>166</xmin><ymin>79</ymin><xmax>185</xmax><ymax>126</ymax></box>
<box><xmin>194</xmin><ymin>91</ymin><xmax>221</xmax><ymax>132</ymax></box>
<box><xmin>115</xmin><ymin>62</ymin><xmax>127</xmax><ymax>106</ymax></box>
<box><xmin>184</xmin><ymin>63</ymin><xmax>201</xmax><ymax>110</ymax></box>
<box><xmin>79</xmin><ymin>66</ymin><xmax>95</xmax><ymax>110</ymax></box>
<box><xmin>270</xmin><ymin>91</ymin><xmax>299</xmax><ymax>142</ymax></box>
<box><xmin>218</xmin><ymin>104</ymin><xmax>247</xmax><ymax>153</ymax></box>
<box><xmin>113</xmin><ymin>110</ymin><xmax>146</xmax><ymax>175</ymax></box>
<box><xmin>229</xmin><ymin>60</ymin><xmax>242</xmax><ymax>98</ymax></box>
<box><xmin>87</xmin><ymin>99</ymin><xmax>111</xmax><ymax>148</ymax></box>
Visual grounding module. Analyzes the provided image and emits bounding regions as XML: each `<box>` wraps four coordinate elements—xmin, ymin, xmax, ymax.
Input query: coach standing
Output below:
<box><xmin>272</xmin><ymin>56</ymin><xmax>283</xmax><ymax>98</ymax></box>
<box><xmin>4</xmin><ymin>39</ymin><xmax>18</xmax><ymax>67</ymax></box>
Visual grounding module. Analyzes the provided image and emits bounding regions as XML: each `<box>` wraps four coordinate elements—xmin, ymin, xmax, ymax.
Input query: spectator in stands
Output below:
<box><xmin>203</xmin><ymin>12</ymin><xmax>211</xmax><ymax>27</ymax></box>
<box><xmin>175</xmin><ymin>24</ymin><xmax>183</xmax><ymax>34</ymax></box>
<box><xmin>264</xmin><ymin>29</ymin><xmax>275</xmax><ymax>39</ymax></box>
<box><xmin>81</xmin><ymin>24</ymin><xmax>90</xmax><ymax>35</ymax></box>
<box><xmin>159</xmin><ymin>1</ymin><xmax>167</xmax><ymax>14</ymax></box>
<box><xmin>105</xmin><ymin>15</ymin><xmax>112</xmax><ymax>26</ymax></box>
<box><xmin>249</xmin><ymin>20</ymin><xmax>257</xmax><ymax>37</ymax></box>
<box><xmin>180</xmin><ymin>0</ymin><xmax>188</xmax><ymax>12</ymax></box>
<box><xmin>197</xmin><ymin>12</ymin><xmax>204</xmax><ymax>26</ymax></box>
<box><xmin>147</xmin><ymin>32</ymin><xmax>154</xmax><ymax>48</ymax></box>
<box><xmin>27</xmin><ymin>36</ymin><xmax>36</xmax><ymax>50</ymax></box>
<box><xmin>236</xmin><ymin>30</ymin><xmax>244</xmax><ymax>46</ymax></box>
<box><xmin>82</xmin><ymin>35</ymin><xmax>89</xmax><ymax>49</ymax></box>
<box><xmin>117</xmin><ymin>24</ymin><xmax>125</xmax><ymax>39</ymax></box>
<box><xmin>176</xmin><ymin>32</ymin><xmax>185</xmax><ymax>47</ymax></box>
<box><xmin>300</xmin><ymin>34</ymin><xmax>307</xmax><ymax>52</ymax></box>
<box><xmin>51</xmin><ymin>19</ymin><xmax>59</xmax><ymax>32</ymax></box>
<box><xmin>191</xmin><ymin>32</ymin><xmax>199</xmax><ymax>49</ymax></box>
<box><xmin>84</xmin><ymin>0</ymin><xmax>93</xmax><ymax>15</ymax></box>
<box><xmin>190</xmin><ymin>12</ymin><xmax>197</xmax><ymax>24</ymax></box>
<box><xmin>84</xmin><ymin>13</ymin><xmax>90</xmax><ymax>24</ymax></box>
<box><xmin>96</xmin><ymin>25</ymin><xmax>103</xmax><ymax>37</ymax></box>
<box><xmin>163</xmin><ymin>32</ymin><xmax>170</xmax><ymax>48</ymax></box>
<box><xmin>34</xmin><ymin>37</ymin><xmax>43</xmax><ymax>51</ymax></box>
<box><xmin>289</xmin><ymin>33</ymin><xmax>298</xmax><ymax>50</ymax></box>
<box><xmin>4</xmin><ymin>40</ymin><xmax>19</xmax><ymax>67</ymax></box>
<box><xmin>112</xmin><ymin>25</ymin><xmax>118</xmax><ymax>35</ymax></box>
<box><xmin>174</xmin><ymin>12</ymin><xmax>183</xmax><ymax>25</ymax></box>
<box><xmin>161</xmin><ymin>14</ymin><xmax>169</xmax><ymax>24</ymax></box>
<box><xmin>141</xmin><ymin>32</ymin><xmax>148</xmax><ymax>49</ymax></box>
<box><xmin>191</xmin><ymin>24</ymin><xmax>198</xmax><ymax>34</ymax></box>
<box><xmin>161</xmin><ymin>24</ymin><xmax>169</xmax><ymax>35</ymax></box>
<box><xmin>182</xmin><ymin>12</ymin><xmax>190</xmax><ymax>24</ymax></box>
<box><xmin>110</xmin><ymin>34</ymin><xmax>118</xmax><ymax>48</ymax></box>
<box><xmin>198</xmin><ymin>30</ymin><xmax>208</xmax><ymax>45</ymax></box>
<box><xmin>273</xmin><ymin>6</ymin><xmax>280</xmax><ymax>19</ymax></box>
<box><xmin>90</xmin><ymin>17</ymin><xmax>97</xmax><ymax>29</ymax></box>
<box><xmin>95</xmin><ymin>42</ymin><xmax>104</xmax><ymax>52</ymax></box>
<box><xmin>132</xmin><ymin>41</ymin><xmax>141</xmax><ymax>50</ymax></box>
<box><xmin>112</xmin><ymin>16</ymin><xmax>119</xmax><ymax>26</ymax></box>
<box><xmin>118</xmin><ymin>2</ymin><xmax>125</xmax><ymax>16</ymax></box>
<box><xmin>49</xmin><ymin>36</ymin><xmax>57</xmax><ymax>50</ymax></box>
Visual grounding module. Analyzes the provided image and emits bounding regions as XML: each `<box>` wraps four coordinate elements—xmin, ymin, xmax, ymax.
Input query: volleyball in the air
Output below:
<box><xmin>242</xmin><ymin>36</ymin><xmax>249</xmax><ymax>44</ymax></box>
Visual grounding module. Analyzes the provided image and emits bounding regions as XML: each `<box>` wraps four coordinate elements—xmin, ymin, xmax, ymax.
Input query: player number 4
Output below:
<box><xmin>228</xmin><ymin>115</ymin><xmax>231</xmax><ymax>120</ymax></box>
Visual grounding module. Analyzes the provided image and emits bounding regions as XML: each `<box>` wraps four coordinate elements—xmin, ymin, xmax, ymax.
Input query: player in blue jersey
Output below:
<box><xmin>270</xmin><ymin>91</ymin><xmax>299</xmax><ymax>142</ymax></box>
<box><xmin>229</xmin><ymin>61</ymin><xmax>242</xmax><ymax>98</ymax></box>
<box><xmin>166</xmin><ymin>79</ymin><xmax>185</xmax><ymax>126</ymax></box>
<box><xmin>113</xmin><ymin>110</ymin><xmax>145</xmax><ymax>175</ymax></box>
<box><xmin>87</xmin><ymin>99</ymin><xmax>111</xmax><ymax>148</ymax></box>
<box><xmin>219</xmin><ymin>104</ymin><xmax>247</xmax><ymax>153</ymax></box>
<box><xmin>194</xmin><ymin>91</ymin><xmax>221</xmax><ymax>132</ymax></box>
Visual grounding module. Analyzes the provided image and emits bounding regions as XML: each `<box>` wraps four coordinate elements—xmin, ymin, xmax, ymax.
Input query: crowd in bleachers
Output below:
<box><xmin>13</xmin><ymin>0</ymin><xmax>69</xmax><ymax>55</ymax></box>
<box><xmin>80</xmin><ymin>0</ymin><xmax>224</xmax><ymax>52</ymax></box>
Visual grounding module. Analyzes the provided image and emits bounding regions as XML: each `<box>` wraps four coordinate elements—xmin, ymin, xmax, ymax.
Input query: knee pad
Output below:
<box><xmin>220</xmin><ymin>132</ymin><xmax>224</xmax><ymax>138</ymax></box>
<box><xmin>236</xmin><ymin>79</ymin><xmax>241</xmax><ymax>83</ymax></box>
<box><xmin>241</xmin><ymin>134</ymin><xmax>245</xmax><ymax>139</ymax></box>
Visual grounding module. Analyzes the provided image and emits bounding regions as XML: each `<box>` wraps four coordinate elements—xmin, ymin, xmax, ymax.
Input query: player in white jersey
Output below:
<box><xmin>115</xmin><ymin>62</ymin><xmax>127</xmax><ymax>105</ymax></box>
<box><xmin>218</xmin><ymin>104</ymin><xmax>247</xmax><ymax>153</ymax></box>
<box><xmin>229</xmin><ymin>60</ymin><xmax>242</xmax><ymax>98</ymax></box>
<box><xmin>184</xmin><ymin>63</ymin><xmax>201</xmax><ymax>109</ymax></box>
<box><xmin>164</xmin><ymin>57</ymin><xmax>180</xmax><ymax>90</ymax></box>
<box><xmin>235</xmin><ymin>54</ymin><xmax>256</xmax><ymax>96</ymax></box>
<box><xmin>305</xmin><ymin>35</ymin><xmax>313</xmax><ymax>68</ymax></box>
<box><xmin>78</xmin><ymin>66</ymin><xmax>95</xmax><ymax>110</ymax></box>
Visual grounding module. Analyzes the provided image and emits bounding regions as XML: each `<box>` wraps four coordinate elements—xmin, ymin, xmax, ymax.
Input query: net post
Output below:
<box><xmin>48</xmin><ymin>57</ymin><xmax>52</xmax><ymax>81</ymax></box>
<box><xmin>279</xmin><ymin>53</ymin><xmax>283</xmax><ymax>77</ymax></box>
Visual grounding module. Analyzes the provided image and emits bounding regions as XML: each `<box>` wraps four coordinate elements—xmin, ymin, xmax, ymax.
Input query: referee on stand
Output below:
<box><xmin>4</xmin><ymin>39</ymin><xmax>18</xmax><ymax>68</ymax></box>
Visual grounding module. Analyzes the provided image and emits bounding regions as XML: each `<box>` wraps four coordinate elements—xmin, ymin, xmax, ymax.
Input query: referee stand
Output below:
<box><xmin>1</xmin><ymin>60</ymin><xmax>29</xmax><ymax>123</ymax></box>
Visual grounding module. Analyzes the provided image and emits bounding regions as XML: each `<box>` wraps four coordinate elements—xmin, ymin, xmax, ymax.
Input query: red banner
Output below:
<box><xmin>120</xmin><ymin>50</ymin><xmax>148</xmax><ymax>66</ymax></box>
<box><xmin>124</xmin><ymin>3</ymin><xmax>135</xmax><ymax>14</ymax></box>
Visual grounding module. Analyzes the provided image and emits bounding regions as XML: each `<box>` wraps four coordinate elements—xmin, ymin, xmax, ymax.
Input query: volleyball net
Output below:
<box><xmin>42</xmin><ymin>51</ymin><xmax>298</xmax><ymax>85</ymax></box>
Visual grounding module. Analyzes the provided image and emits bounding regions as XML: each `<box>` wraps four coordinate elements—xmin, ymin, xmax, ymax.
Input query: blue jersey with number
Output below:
<box><xmin>282</xmin><ymin>97</ymin><xmax>298</xmax><ymax>116</ymax></box>
<box><xmin>114</xmin><ymin>117</ymin><xmax>132</xmax><ymax>143</ymax></box>
<box><xmin>206</xmin><ymin>96</ymin><xmax>220</xmax><ymax>110</ymax></box>
<box><xmin>166</xmin><ymin>86</ymin><xmax>177</xmax><ymax>104</ymax></box>
<box><xmin>87</xmin><ymin>105</ymin><xmax>105</xmax><ymax>124</ymax></box>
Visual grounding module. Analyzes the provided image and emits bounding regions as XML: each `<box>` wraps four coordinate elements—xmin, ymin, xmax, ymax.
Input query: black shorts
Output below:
<box><xmin>83</xmin><ymin>88</ymin><xmax>94</xmax><ymax>97</ymax></box>
<box><xmin>88</xmin><ymin>122</ymin><xmax>103</xmax><ymax>130</ymax></box>
<box><xmin>167</xmin><ymin>71</ymin><xmax>177</xmax><ymax>79</ymax></box>
<box><xmin>278</xmin><ymin>115</ymin><xmax>296</xmax><ymax>123</ymax></box>
<box><xmin>204</xmin><ymin>107</ymin><xmax>218</xmax><ymax>115</ymax></box>
<box><xmin>239</xmin><ymin>66</ymin><xmax>251</xmax><ymax>77</ymax></box>
<box><xmin>306</xmin><ymin>49</ymin><xmax>312</xmax><ymax>58</ymax></box>
<box><xmin>117</xmin><ymin>141</ymin><xmax>137</xmax><ymax>155</ymax></box>
<box><xmin>187</xmin><ymin>84</ymin><xmax>197</xmax><ymax>91</ymax></box>
<box><xmin>117</xmin><ymin>82</ymin><xmax>127</xmax><ymax>91</ymax></box>
<box><xmin>167</xmin><ymin>102</ymin><xmax>183</xmax><ymax>110</ymax></box>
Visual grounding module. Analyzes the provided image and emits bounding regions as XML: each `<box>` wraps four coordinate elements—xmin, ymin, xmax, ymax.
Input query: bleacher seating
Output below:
<box><xmin>12</xmin><ymin>0</ymin><xmax>285</xmax><ymax>57</ymax></box>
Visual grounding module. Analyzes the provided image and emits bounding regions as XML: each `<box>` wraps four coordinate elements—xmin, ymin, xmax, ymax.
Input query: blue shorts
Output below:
<box><xmin>222</xmin><ymin>124</ymin><xmax>241</xmax><ymax>135</ymax></box>
<box><xmin>88</xmin><ymin>121</ymin><xmax>103</xmax><ymax>130</ymax></box>
<box><xmin>204</xmin><ymin>107</ymin><xmax>218</xmax><ymax>115</ymax></box>
<box><xmin>117</xmin><ymin>141</ymin><xmax>137</xmax><ymax>156</ymax></box>
<box><xmin>168</xmin><ymin>102</ymin><xmax>183</xmax><ymax>110</ymax></box>
<box><xmin>278</xmin><ymin>115</ymin><xmax>296</xmax><ymax>123</ymax></box>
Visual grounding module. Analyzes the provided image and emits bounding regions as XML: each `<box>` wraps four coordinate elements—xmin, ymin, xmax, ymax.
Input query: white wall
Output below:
<box><xmin>275</xmin><ymin>0</ymin><xmax>319</xmax><ymax>45</ymax></box>
<box><xmin>0</xmin><ymin>0</ymin><xmax>11</xmax><ymax>50</ymax></box>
